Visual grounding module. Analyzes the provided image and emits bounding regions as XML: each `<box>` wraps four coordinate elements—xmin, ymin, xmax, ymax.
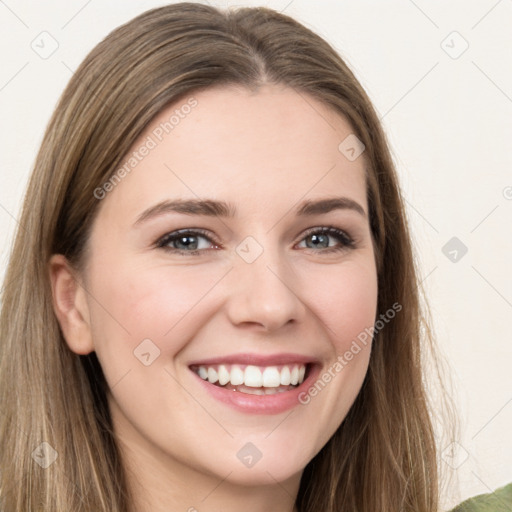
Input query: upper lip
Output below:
<box><xmin>188</xmin><ymin>352</ymin><xmax>319</xmax><ymax>367</ymax></box>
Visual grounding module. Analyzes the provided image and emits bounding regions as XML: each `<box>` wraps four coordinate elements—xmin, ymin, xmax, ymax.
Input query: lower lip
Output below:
<box><xmin>191</xmin><ymin>365</ymin><xmax>321</xmax><ymax>415</ymax></box>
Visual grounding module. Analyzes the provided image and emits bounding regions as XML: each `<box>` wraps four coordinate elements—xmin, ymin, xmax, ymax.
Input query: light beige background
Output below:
<box><xmin>1</xmin><ymin>1</ymin><xmax>511</xmax><ymax>509</ymax></box>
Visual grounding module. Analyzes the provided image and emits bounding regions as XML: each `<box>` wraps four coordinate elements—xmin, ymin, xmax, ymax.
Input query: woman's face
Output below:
<box><xmin>69</xmin><ymin>85</ymin><xmax>377</xmax><ymax>488</ymax></box>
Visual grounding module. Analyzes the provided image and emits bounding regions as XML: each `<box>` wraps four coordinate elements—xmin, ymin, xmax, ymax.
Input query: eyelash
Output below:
<box><xmin>155</xmin><ymin>226</ymin><xmax>356</xmax><ymax>256</ymax></box>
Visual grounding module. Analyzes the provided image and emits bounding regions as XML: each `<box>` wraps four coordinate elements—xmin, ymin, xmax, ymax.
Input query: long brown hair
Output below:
<box><xmin>0</xmin><ymin>3</ymin><xmax>455</xmax><ymax>510</ymax></box>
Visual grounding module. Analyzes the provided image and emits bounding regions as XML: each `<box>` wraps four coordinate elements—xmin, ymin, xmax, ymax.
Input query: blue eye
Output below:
<box><xmin>156</xmin><ymin>226</ymin><xmax>355</xmax><ymax>256</ymax></box>
<box><xmin>297</xmin><ymin>227</ymin><xmax>355</xmax><ymax>253</ymax></box>
<box><xmin>156</xmin><ymin>229</ymin><xmax>217</xmax><ymax>255</ymax></box>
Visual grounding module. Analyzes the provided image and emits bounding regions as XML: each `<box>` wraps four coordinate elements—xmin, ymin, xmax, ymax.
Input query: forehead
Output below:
<box><xmin>96</xmin><ymin>84</ymin><xmax>368</xmax><ymax>226</ymax></box>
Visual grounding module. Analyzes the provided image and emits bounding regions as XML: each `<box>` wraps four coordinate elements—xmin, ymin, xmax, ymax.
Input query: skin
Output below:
<box><xmin>50</xmin><ymin>84</ymin><xmax>378</xmax><ymax>512</ymax></box>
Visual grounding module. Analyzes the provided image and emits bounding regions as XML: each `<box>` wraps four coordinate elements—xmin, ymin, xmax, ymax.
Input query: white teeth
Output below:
<box><xmin>280</xmin><ymin>366</ymin><xmax>291</xmax><ymax>385</ymax></box>
<box><xmin>262</xmin><ymin>367</ymin><xmax>281</xmax><ymax>387</ymax></box>
<box><xmin>207</xmin><ymin>367</ymin><xmax>218</xmax><ymax>384</ymax></box>
<box><xmin>218</xmin><ymin>365</ymin><xmax>230</xmax><ymax>386</ymax></box>
<box><xmin>290</xmin><ymin>365</ymin><xmax>299</xmax><ymax>385</ymax></box>
<box><xmin>195</xmin><ymin>363</ymin><xmax>308</xmax><ymax>388</ymax></box>
<box><xmin>298</xmin><ymin>365</ymin><xmax>306</xmax><ymax>383</ymax></box>
<box><xmin>244</xmin><ymin>365</ymin><xmax>262</xmax><ymax>387</ymax></box>
<box><xmin>230</xmin><ymin>365</ymin><xmax>244</xmax><ymax>386</ymax></box>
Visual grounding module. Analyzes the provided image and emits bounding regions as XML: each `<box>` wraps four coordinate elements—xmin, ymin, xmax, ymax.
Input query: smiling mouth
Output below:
<box><xmin>190</xmin><ymin>363</ymin><xmax>310</xmax><ymax>395</ymax></box>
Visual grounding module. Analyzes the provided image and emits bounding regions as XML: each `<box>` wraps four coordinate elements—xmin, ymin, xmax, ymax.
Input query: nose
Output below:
<box><xmin>224</xmin><ymin>241</ymin><xmax>306</xmax><ymax>333</ymax></box>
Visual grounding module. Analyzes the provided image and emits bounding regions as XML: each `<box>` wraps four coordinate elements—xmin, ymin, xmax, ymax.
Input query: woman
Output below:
<box><xmin>0</xmin><ymin>3</ymin><xmax>494</xmax><ymax>511</ymax></box>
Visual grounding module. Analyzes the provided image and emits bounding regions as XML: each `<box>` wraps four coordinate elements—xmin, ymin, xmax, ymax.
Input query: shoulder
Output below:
<box><xmin>449</xmin><ymin>482</ymin><xmax>512</xmax><ymax>511</ymax></box>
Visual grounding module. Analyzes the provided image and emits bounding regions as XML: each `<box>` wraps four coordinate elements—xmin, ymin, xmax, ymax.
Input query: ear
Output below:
<box><xmin>48</xmin><ymin>254</ymin><xmax>94</xmax><ymax>355</ymax></box>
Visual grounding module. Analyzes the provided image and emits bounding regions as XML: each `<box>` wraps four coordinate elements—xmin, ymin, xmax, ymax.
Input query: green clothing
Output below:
<box><xmin>450</xmin><ymin>482</ymin><xmax>512</xmax><ymax>511</ymax></box>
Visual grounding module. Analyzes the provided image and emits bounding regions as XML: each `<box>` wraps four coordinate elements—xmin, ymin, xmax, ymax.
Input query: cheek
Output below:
<box><xmin>87</xmin><ymin>256</ymin><xmax>227</xmax><ymax>356</ymax></box>
<box><xmin>290</xmin><ymin>260</ymin><xmax>377</xmax><ymax>453</ymax></box>
<box><xmin>305</xmin><ymin>260</ymin><xmax>378</xmax><ymax>350</ymax></box>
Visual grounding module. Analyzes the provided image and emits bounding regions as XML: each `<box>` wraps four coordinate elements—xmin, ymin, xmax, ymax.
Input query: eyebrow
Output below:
<box><xmin>133</xmin><ymin>196</ymin><xmax>366</xmax><ymax>226</ymax></box>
